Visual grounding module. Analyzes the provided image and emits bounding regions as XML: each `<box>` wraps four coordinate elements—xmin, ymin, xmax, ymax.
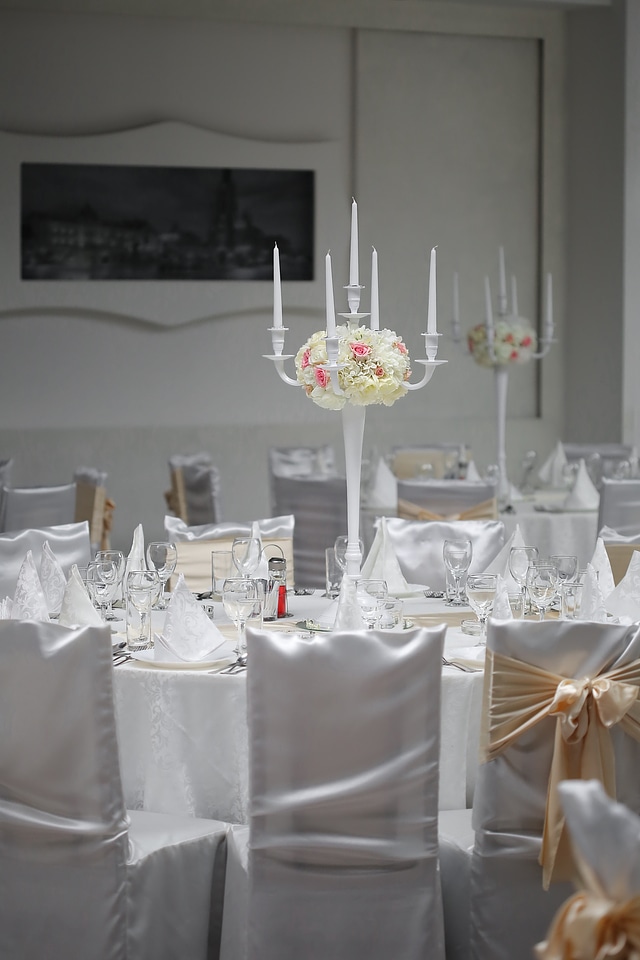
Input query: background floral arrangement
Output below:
<box><xmin>295</xmin><ymin>325</ymin><xmax>411</xmax><ymax>410</ymax></box>
<box><xmin>467</xmin><ymin>319</ymin><xmax>537</xmax><ymax>368</ymax></box>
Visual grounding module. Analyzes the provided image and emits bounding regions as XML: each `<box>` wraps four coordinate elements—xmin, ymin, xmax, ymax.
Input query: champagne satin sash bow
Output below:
<box><xmin>397</xmin><ymin>497</ymin><xmax>498</xmax><ymax>522</ymax></box>
<box><xmin>482</xmin><ymin>650</ymin><xmax>640</xmax><ymax>888</ymax></box>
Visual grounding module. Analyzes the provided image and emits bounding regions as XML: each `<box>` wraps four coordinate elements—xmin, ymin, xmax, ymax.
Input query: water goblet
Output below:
<box><xmin>465</xmin><ymin>574</ymin><xmax>497</xmax><ymax>643</ymax></box>
<box><xmin>442</xmin><ymin>539</ymin><xmax>473</xmax><ymax>606</ymax></box>
<box><xmin>126</xmin><ymin>569</ymin><xmax>161</xmax><ymax>650</ymax></box>
<box><xmin>526</xmin><ymin>561</ymin><xmax>559</xmax><ymax>620</ymax></box>
<box><xmin>222</xmin><ymin>577</ymin><xmax>259</xmax><ymax>657</ymax></box>
<box><xmin>94</xmin><ymin>549</ymin><xmax>125</xmax><ymax>620</ymax></box>
<box><xmin>86</xmin><ymin>560</ymin><xmax>113</xmax><ymax>620</ymax></box>
<box><xmin>508</xmin><ymin>545</ymin><xmax>539</xmax><ymax>615</ymax></box>
<box><xmin>550</xmin><ymin>554</ymin><xmax>578</xmax><ymax>606</ymax></box>
<box><xmin>146</xmin><ymin>541</ymin><xmax>178</xmax><ymax>609</ymax></box>
<box><xmin>356</xmin><ymin>578</ymin><xmax>388</xmax><ymax>629</ymax></box>
<box><xmin>231</xmin><ymin>538</ymin><xmax>262</xmax><ymax>579</ymax></box>
<box><xmin>334</xmin><ymin>535</ymin><xmax>364</xmax><ymax>573</ymax></box>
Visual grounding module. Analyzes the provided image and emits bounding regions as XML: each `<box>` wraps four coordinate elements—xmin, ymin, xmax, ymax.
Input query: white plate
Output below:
<box><xmin>130</xmin><ymin>642</ymin><xmax>236</xmax><ymax>670</ymax></box>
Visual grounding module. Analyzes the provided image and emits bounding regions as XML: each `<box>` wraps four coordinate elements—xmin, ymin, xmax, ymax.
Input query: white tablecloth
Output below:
<box><xmin>112</xmin><ymin>593</ymin><xmax>484</xmax><ymax>823</ymax></box>
<box><xmin>504</xmin><ymin>490</ymin><xmax>599</xmax><ymax>568</ymax></box>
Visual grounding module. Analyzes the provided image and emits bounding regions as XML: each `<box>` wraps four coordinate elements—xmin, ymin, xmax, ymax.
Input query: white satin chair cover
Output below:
<box><xmin>270</xmin><ymin>473</ymin><xmax>348</xmax><ymax>588</ymax></box>
<box><xmin>397</xmin><ymin>479</ymin><xmax>497</xmax><ymax>519</ymax></box>
<box><xmin>469</xmin><ymin>617</ymin><xmax>640</xmax><ymax>960</ymax></box>
<box><xmin>221</xmin><ymin>625</ymin><xmax>447</xmax><ymax>960</ymax></box>
<box><xmin>268</xmin><ymin>444</ymin><xmax>337</xmax><ymax>479</ymax></box>
<box><xmin>0</xmin><ymin>520</ymin><xmax>91</xmax><ymax>599</ymax></box>
<box><xmin>383</xmin><ymin>517</ymin><xmax>505</xmax><ymax>591</ymax></box>
<box><xmin>390</xmin><ymin>444</ymin><xmax>469</xmax><ymax>480</ymax></box>
<box><xmin>564</xmin><ymin>443</ymin><xmax>633</xmax><ymax>479</ymax></box>
<box><xmin>73</xmin><ymin>466</ymin><xmax>113</xmax><ymax>552</ymax></box>
<box><xmin>167</xmin><ymin>452</ymin><xmax>222</xmax><ymax>525</ymax></box>
<box><xmin>1</xmin><ymin>481</ymin><xmax>77</xmax><ymax>533</ymax></box>
<box><xmin>0</xmin><ymin>620</ymin><xmax>229</xmax><ymax>960</ymax></box>
<box><xmin>597</xmin><ymin>479</ymin><xmax>640</xmax><ymax>538</ymax></box>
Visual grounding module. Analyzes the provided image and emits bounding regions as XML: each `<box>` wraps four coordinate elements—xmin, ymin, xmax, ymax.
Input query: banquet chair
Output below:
<box><xmin>397</xmin><ymin>479</ymin><xmax>498</xmax><ymax>521</ymax></box>
<box><xmin>220</xmin><ymin>624</ymin><xmax>447</xmax><ymax>960</ymax></box>
<box><xmin>597</xmin><ymin>478</ymin><xmax>640</xmax><ymax>538</ymax></box>
<box><xmin>268</xmin><ymin>444</ymin><xmax>337</xmax><ymax>479</ymax></box>
<box><xmin>390</xmin><ymin>444</ymin><xmax>469</xmax><ymax>480</ymax></box>
<box><xmin>73</xmin><ymin>466</ymin><xmax>115</xmax><ymax>553</ymax></box>
<box><xmin>0</xmin><ymin>481</ymin><xmax>77</xmax><ymax>533</ymax></box>
<box><xmin>164</xmin><ymin>514</ymin><xmax>295</xmax><ymax>591</ymax></box>
<box><xmin>164</xmin><ymin>452</ymin><xmax>222</xmax><ymax>526</ymax></box>
<box><xmin>382</xmin><ymin>517</ymin><xmax>505</xmax><ymax>592</ymax></box>
<box><xmin>564</xmin><ymin>442</ymin><xmax>634</xmax><ymax>481</ymax></box>
<box><xmin>0</xmin><ymin>620</ymin><xmax>229</xmax><ymax>960</ymax></box>
<box><xmin>467</xmin><ymin>617</ymin><xmax>640</xmax><ymax>960</ymax></box>
<box><xmin>0</xmin><ymin>521</ymin><xmax>91</xmax><ymax>599</ymax></box>
<box><xmin>269</xmin><ymin>472</ymin><xmax>347</xmax><ymax>588</ymax></box>
<box><xmin>604</xmin><ymin>542</ymin><xmax>640</xmax><ymax>584</ymax></box>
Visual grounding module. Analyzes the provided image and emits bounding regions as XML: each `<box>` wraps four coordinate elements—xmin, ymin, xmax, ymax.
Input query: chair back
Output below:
<box><xmin>270</xmin><ymin>473</ymin><xmax>347</xmax><ymax>588</ymax></box>
<box><xmin>73</xmin><ymin>467</ymin><xmax>114</xmax><ymax>552</ymax></box>
<box><xmin>604</xmin><ymin>542</ymin><xmax>640</xmax><ymax>585</ymax></box>
<box><xmin>0</xmin><ymin>521</ymin><xmax>91</xmax><ymax>599</ymax></box>
<box><xmin>470</xmin><ymin>617</ymin><xmax>640</xmax><ymax>960</ymax></box>
<box><xmin>244</xmin><ymin>624</ymin><xmax>447</xmax><ymax>960</ymax></box>
<box><xmin>390</xmin><ymin>444</ymin><xmax>469</xmax><ymax>480</ymax></box>
<box><xmin>397</xmin><ymin>478</ymin><xmax>497</xmax><ymax>520</ymax></box>
<box><xmin>383</xmin><ymin>517</ymin><xmax>505</xmax><ymax>591</ymax></box>
<box><xmin>597</xmin><ymin>478</ymin><xmax>640</xmax><ymax>538</ymax></box>
<box><xmin>268</xmin><ymin>444</ymin><xmax>337</xmax><ymax>478</ymax></box>
<box><xmin>165</xmin><ymin>452</ymin><xmax>222</xmax><ymax>526</ymax></box>
<box><xmin>0</xmin><ymin>621</ymin><xmax>129</xmax><ymax>959</ymax></box>
<box><xmin>1</xmin><ymin>482</ymin><xmax>77</xmax><ymax>533</ymax></box>
<box><xmin>165</xmin><ymin>514</ymin><xmax>295</xmax><ymax>590</ymax></box>
<box><xmin>564</xmin><ymin>442</ymin><xmax>633</xmax><ymax>479</ymax></box>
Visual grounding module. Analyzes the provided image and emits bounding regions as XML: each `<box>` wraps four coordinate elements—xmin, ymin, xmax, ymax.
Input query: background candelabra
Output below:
<box><xmin>265</xmin><ymin>199</ymin><xmax>447</xmax><ymax>578</ymax></box>
<box><xmin>451</xmin><ymin>247</ymin><xmax>556</xmax><ymax>506</ymax></box>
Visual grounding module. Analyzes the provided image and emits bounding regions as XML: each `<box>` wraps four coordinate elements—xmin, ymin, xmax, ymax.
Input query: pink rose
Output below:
<box><xmin>301</xmin><ymin>348</ymin><xmax>311</xmax><ymax>369</ymax></box>
<box><xmin>521</xmin><ymin>336</ymin><xmax>532</xmax><ymax>348</ymax></box>
<box><xmin>375</xmin><ymin>366</ymin><xmax>385</xmax><ymax>378</ymax></box>
<box><xmin>510</xmin><ymin>350</ymin><xmax>519</xmax><ymax>361</ymax></box>
<box><xmin>350</xmin><ymin>342</ymin><xmax>372</xmax><ymax>358</ymax></box>
<box><xmin>315</xmin><ymin>367</ymin><xmax>330</xmax><ymax>388</ymax></box>
<box><xmin>505</xmin><ymin>333</ymin><xmax>514</xmax><ymax>344</ymax></box>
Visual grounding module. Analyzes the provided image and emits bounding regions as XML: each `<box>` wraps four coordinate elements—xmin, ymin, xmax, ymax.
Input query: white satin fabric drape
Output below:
<box><xmin>222</xmin><ymin>625</ymin><xmax>447</xmax><ymax>960</ymax></box>
<box><xmin>0</xmin><ymin>520</ymin><xmax>91</xmax><ymax>598</ymax></box>
<box><xmin>1</xmin><ymin>481</ymin><xmax>77</xmax><ymax>533</ymax></box>
<box><xmin>598</xmin><ymin>479</ymin><xmax>640</xmax><ymax>538</ymax></box>
<box><xmin>469</xmin><ymin>618</ymin><xmax>640</xmax><ymax>960</ymax></box>
<box><xmin>0</xmin><ymin>621</ymin><xmax>229</xmax><ymax>960</ymax></box>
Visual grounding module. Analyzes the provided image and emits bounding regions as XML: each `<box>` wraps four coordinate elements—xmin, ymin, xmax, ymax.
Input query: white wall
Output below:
<box><xmin>0</xmin><ymin>6</ymin><xmax>583</xmax><ymax>549</ymax></box>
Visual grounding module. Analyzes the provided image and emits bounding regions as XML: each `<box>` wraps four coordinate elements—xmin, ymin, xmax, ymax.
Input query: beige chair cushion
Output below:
<box><xmin>170</xmin><ymin>536</ymin><xmax>295</xmax><ymax>593</ymax></box>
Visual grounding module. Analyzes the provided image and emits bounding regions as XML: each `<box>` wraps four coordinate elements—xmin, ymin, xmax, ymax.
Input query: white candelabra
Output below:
<box><xmin>264</xmin><ymin>199</ymin><xmax>446</xmax><ymax>579</ymax></box>
<box><xmin>451</xmin><ymin>247</ymin><xmax>556</xmax><ymax>507</ymax></box>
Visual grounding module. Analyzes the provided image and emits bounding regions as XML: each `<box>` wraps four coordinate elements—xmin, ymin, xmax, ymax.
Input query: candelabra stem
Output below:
<box><xmin>342</xmin><ymin>403</ymin><xmax>366</xmax><ymax>579</ymax></box>
<box><xmin>495</xmin><ymin>365</ymin><xmax>510</xmax><ymax>507</ymax></box>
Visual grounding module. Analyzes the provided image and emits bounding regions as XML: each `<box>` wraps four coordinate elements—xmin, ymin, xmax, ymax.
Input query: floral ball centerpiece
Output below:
<box><xmin>467</xmin><ymin>319</ymin><xmax>537</xmax><ymax>368</ymax></box>
<box><xmin>295</xmin><ymin>324</ymin><xmax>411</xmax><ymax>410</ymax></box>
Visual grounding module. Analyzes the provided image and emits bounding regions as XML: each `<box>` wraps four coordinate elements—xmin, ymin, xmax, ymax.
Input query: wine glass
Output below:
<box><xmin>356</xmin><ymin>579</ymin><xmax>388</xmax><ymax>629</ymax></box>
<box><xmin>94</xmin><ymin>550</ymin><xmax>125</xmax><ymax>621</ymax></box>
<box><xmin>508</xmin><ymin>545</ymin><xmax>539</xmax><ymax>615</ymax></box>
<box><xmin>466</xmin><ymin>574</ymin><xmax>497</xmax><ymax>643</ymax></box>
<box><xmin>442</xmin><ymin>539</ymin><xmax>473</xmax><ymax>606</ymax></box>
<box><xmin>526</xmin><ymin>561</ymin><xmax>559</xmax><ymax>620</ymax></box>
<box><xmin>126</xmin><ymin>569</ymin><xmax>161</xmax><ymax>649</ymax></box>
<box><xmin>146</xmin><ymin>541</ymin><xmax>178</xmax><ymax>609</ymax></box>
<box><xmin>334</xmin><ymin>535</ymin><xmax>364</xmax><ymax>572</ymax></box>
<box><xmin>231</xmin><ymin>538</ymin><xmax>262</xmax><ymax>578</ymax></box>
<box><xmin>222</xmin><ymin>577</ymin><xmax>260</xmax><ymax>657</ymax></box>
<box><xmin>550</xmin><ymin>554</ymin><xmax>578</xmax><ymax>606</ymax></box>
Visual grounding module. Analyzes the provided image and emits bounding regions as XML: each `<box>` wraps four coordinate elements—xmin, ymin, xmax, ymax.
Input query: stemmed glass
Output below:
<box><xmin>508</xmin><ymin>545</ymin><xmax>539</xmax><ymax>616</ymax></box>
<box><xmin>356</xmin><ymin>578</ymin><xmax>388</xmax><ymax>629</ymax></box>
<box><xmin>231</xmin><ymin>538</ymin><xmax>262</xmax><ymax>579</ymax></box>
<box><xmin>92</xmin><ymin>550</ymin><xmax>125</xmax><ymax>620</ymax></box>
<box><xmin>443</xmin><ymin>539</ymin><xmax>473</xmax><ymax>606</ymax></box>
<box><xmin>334</xmin><ymin>535</ymin><xmax>365</xmax><ymax>573</ymax></box>
<box><xmin>146</xmin><ymin>541</ymin><xmax>178</xmax><ymax>610</ymax></box>
<box><xmin>466</xmin><ymin>574</ymin><xmax>497</xmax><ymax>643</ymax></box>
<box><xmin>126</xmin><ymin>569</ymin><xmax>161</xmax><ymax>649</ymax></box>
<box><xmin>222</xmin><ymin>577</ymin><xmax>260</xmax><ymax>657</ymax></box>
<box><xmin>526</xmin><ymin>561</ymin><xmax>559</xmax><ymax>620</ymax></box>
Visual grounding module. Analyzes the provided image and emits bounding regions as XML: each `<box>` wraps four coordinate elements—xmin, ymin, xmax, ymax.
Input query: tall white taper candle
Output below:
<box><xmin>326</xmin><ymin>251</ymin><xmax>337</xmax><ymax>337</ymax></box>
<box><xmin>498</xmin><ymin>246</ymin><xmax>507</xmax><ymax>313</ymax></box>
<box><xmin>349</xmin><ymin>198</ymin><xmax>359</xmax><ymax>287</ymax></box>
<box><xmin>545</xmin><ymin>273</ymin><xmax>554</xmax><ymax>337</ymax></box>
<box><xmin>427</xmin><ymin>246</ymin><xmax>438</xmax><ymax>334</ymax></box>
<box><xmin>370</xmin><ymin>247</ymin><xmax>379</xmax><ymax>330</ymax></box>
<box><xmin>511</xmin><ymin>275</ymin><xmax>519</xmax><ymax>318</ymax></box>
<box><xmin>273</xmin><ymin>243</ymin><xmax>283</xmax><ymax>328</ymax></box>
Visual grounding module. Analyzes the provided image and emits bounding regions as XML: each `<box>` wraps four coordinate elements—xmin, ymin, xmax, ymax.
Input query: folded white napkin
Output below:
<box><xmin>578</xmin><ymin>562</ymin><xmax>608</xmax><ymax>622</ymax></box>
<box><xmin>12</xmin><ymin>550</ymin><xmax>50</xmax><ymax>622</ymax></box>
<box><xmin>360</xmin><ymin>517</ymin><xmax>412</xmax><ymax>595</ymax></box>
<box><xmin>367</xmin><ymin>457</ymin><xmax>398</xmax><ymax>509</ymax></box>
<box><xmin>482</xmin><ymin>524</ymin><xmax>526</xmax><ymax>592</ymax></box>
<box><xmin>58</xmin><ymin>564</ymin><xmax>104</xmax><ymax>628</ymax></box>
<box><xmin>332</xmin><ymin>574</ymin><xmax>365</xmax><ymax>630</ymax></box>
<box><xmin>158</xmin><ymin>574</ymin><xmax>227</xmax><ymax>661</ymax></box>
<box><xmin>604</xmin><ymin>550</ymin><xmax>640</xmax><ymax>621</ymax></box>
<box><xmin>492</xmin><ymin>574</ymin><xmax>513</xmax><ymax>620</ymax></box>
<box><xmin>465</xmin><ymin>460</ymin><xmax>482</xmax><ymax>483</ymax></box>
<box><xmin>40</xmin><ymin>540</ymin><xmax>66</xmax><ymax>617</ymax></box>
<box><xmin>125</xmin><ymin>523</ymin><xmax>146</xmax><ymax>579</ymax></box>
<box><xmin>538</xmin><ymin>440</ymin><xmax>568</xmax><ymax>488</ymax></box>
<box><xmin>0</xmin><ymin>597</ymin><xmax>13</xmax><ymax>618</ymax></box>
<box><xmin>509</xmin><ymin>483</ymin><xmax>524</xmax><ymax>503</ymax></box>
<box><xmin>251</xmin><ymin>520</ymin><xmax>270</xmax><ymax>579</ymax></box>
<box><xmin>563</xmin><ymin>458</ymin><xmax>600</xmax><ymax>511</ymax></box>
<box><xmin>589</xmin><ymin>537</ymin><xmax>616</xmax><ymax>599</ymax></box>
